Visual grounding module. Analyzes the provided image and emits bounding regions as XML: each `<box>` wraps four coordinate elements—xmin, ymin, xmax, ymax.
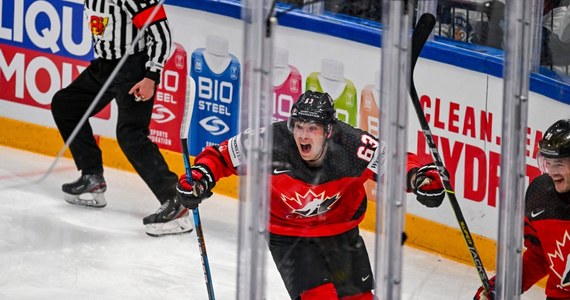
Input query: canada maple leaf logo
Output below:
<box><xmin>281</xmin><ymin>190</ymin><xmax>339</xmax><ymax>217</ymax></box>
<box><xmin>547</xmin><ymin>230</ymin><xmax>570</xmax><ymax>288</ymax></box>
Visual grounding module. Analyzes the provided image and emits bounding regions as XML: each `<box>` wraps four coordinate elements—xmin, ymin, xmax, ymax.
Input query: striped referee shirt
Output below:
<box><xmin>84</xmin><ymin>0</ymin><xmax>172</xmax><ymax>82</ymax></box>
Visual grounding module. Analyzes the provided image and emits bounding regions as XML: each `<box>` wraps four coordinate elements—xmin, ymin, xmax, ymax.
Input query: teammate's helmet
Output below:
<box><xmin>539</xmin><ymin>119</ymin><xmax>570</xmax><ymax>158</ymax></box>
<box><xmin>288</xmin><ymin>91</ymin><xmax>336</xmax><ymax>133</ymax></box>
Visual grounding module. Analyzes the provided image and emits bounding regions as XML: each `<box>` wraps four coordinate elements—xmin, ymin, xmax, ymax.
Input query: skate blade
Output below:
<box><xmin>145</xmin><ymin>211</ymin><xmax>194</xmax><ymax>237</ymax></box>
<box><xmin>64</xmin><ymin>192</ymin><xmax>107</xmax><ymax>208</ymax></box>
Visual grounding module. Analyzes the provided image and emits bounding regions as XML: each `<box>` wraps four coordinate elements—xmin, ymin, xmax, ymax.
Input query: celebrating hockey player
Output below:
<box><xmin>177</xmin><ymin>91</ymin><xmax>445</xmax><ymax>299</ymax></box>
<box><xmin>51</xmin><ymin>0</ymin><xmax>191</xmax><ymax>237</ymax></box>
<box><xmin>475</xmin><ymin>119</ymin><xmax>570</xmax><ymax>299</ymax></box>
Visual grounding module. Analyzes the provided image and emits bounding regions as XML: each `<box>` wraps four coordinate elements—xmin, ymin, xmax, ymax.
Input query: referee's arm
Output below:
<box><xmin>124</xmin><ymin>0</ymin><xmax>172</xmax><ymax>83</ymax></box>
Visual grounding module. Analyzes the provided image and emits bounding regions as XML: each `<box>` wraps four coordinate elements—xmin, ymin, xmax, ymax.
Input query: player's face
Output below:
<box><xmin>292</xmin><ymin>121</ymin><xmax>327</xmax><ymax>162</ymax></box>
<box><xmin>544</xmin><ymin>157</ymin><xmax>570</xmax><ymax>193</ymax></box>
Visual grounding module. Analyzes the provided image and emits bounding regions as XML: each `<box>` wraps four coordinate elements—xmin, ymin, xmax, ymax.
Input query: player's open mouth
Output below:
<box><xmin>301</xmin><ymin>144</ymin><xmax>311</xmax><ymax>153</ymax></box>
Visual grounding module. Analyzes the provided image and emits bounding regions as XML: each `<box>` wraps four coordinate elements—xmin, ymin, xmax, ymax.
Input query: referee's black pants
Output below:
<box><xmin>51</xmin><ymin>52</ymin><xmax>177</xmax><ymax>203</ymax></box>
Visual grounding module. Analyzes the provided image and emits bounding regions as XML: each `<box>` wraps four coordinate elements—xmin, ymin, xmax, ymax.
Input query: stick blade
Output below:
<box><xmin>411</xmin><ymin>13</ymin><xmax>436</xmax><ymax>69</ymax></box>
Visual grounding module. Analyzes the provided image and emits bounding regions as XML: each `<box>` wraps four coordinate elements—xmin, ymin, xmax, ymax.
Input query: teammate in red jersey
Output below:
<box><xmin>475</xmin><ymin>119</ymin><xmax>570</xmax><ymax>300</ymax></box>
<box><xmin>178</xmin><ymin>91</ymin><xmax>445</xmax><ymax>299</ymax></box>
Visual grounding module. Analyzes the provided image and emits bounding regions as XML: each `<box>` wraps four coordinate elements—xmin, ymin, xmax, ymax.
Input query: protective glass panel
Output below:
<box><xmin>435</xmin><ymin>0</ymin><xmax>503</xmax><ymax>46</ymax></box>
<box><xmin>422</xmin><ymin>1</ymin><xmax>568</xmax><ymax>299</ymax></box>
<box><xmin>242</xmin><ymin>1</ymin><xmax>385</xmax><ymax>299</ymax></box>
<box><xmin>0</xmin><ymin>0</ymin><xmax>567</xmax><ymax>299</ymax></box>
<box><xmin>239</xmin><ymin>1</ymin><xmax>563</xmax><ymax>298</ymax></box>
<box><xmin>541</xmin><ymin>0</ymin><xmax>570</xmax><ymax>75</ymax></box>
<box><xmin>243</xmin><ymin>0</ymin><xmax>495</xmax><ymax>299</ymax></box>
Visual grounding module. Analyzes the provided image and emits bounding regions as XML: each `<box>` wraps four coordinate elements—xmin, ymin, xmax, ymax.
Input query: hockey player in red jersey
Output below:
<box><xmin>178</xmin><ymin>91</ymin><xmax>445</xmax><ymax>299</ymax></box>
<box><xmin>475</xmin><ymin>119</ymin><xmax>570</xmax><ymax>300</ymax></box>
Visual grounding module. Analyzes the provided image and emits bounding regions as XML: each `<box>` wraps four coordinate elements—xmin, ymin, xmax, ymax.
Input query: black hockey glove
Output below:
<box><xmin>410</xmin><ymin>163</ymin><xmax>445</xmax><ymax>208</ymax></box>
<box><xmin>176</xmin><ymin>164</ymin><xmax>216</xmax><ymax>209</ymax></box>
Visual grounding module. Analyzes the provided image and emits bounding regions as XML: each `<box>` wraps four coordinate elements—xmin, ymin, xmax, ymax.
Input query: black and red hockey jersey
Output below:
<box><xmin>523</xmin><ymin>174</ymin><xmax>570</xmax><ymax>298</ymax></box>
<box><xmin>194</xmin><ymin>120</ymin><xmax>420</xmax><ymax>237</ymax></box>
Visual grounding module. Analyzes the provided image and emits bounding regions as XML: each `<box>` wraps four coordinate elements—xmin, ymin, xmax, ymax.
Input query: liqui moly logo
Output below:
<box><xmin>0</xmin><ymin>0</ymin><xmax>109</xmax><ymax>117</ymax></box>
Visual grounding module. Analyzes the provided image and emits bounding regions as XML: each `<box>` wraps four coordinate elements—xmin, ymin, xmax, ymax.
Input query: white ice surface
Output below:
<box><xmin>0</xmin><ymin>146</ymin><xmax>545</xmax><ymax>299</ymax></box>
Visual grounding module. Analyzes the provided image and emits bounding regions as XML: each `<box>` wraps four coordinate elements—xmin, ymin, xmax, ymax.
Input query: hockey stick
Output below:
<box><xmin>180</xmin><ymin>87</ymin><xmax>215</xmax><ymax>300</ymax></box>
<box><xmin>410</xmin><ymin>13</ymin><xmax>492</xmax><ymax>294</ymax></box>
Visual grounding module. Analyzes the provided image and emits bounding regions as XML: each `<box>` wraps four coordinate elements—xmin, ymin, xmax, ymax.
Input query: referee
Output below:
<box><xmin>51</xmin><ymin>0</ymin><xmax>193</xmax><ymax>237</ymax></box>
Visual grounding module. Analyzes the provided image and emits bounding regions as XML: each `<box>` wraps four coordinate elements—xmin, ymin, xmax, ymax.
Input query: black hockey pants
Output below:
<box><xmin>51</xmin><ymin>52</ymin><xmax>177</xmax><ymax>203</ymax></box>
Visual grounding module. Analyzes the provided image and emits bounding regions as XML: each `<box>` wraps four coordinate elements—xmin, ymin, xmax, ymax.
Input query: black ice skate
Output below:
<box><xmin>62</xmin><ymin>174</ymin><xmax>107</xmax><ymax>208</ymax></box>
<box><xmin>143</xmin><ymin>196</ymin><xmax>193</xmax><ymax>237</ymax></box>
